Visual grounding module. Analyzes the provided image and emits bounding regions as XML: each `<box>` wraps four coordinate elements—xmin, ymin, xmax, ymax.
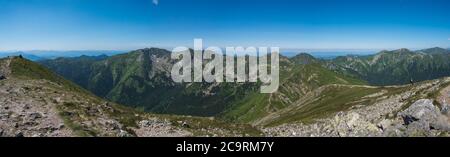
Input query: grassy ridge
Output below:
<box><xmin>221</xmin><ymin>63</ymin><xmax>367</xmax><ymax>123</ymax></box>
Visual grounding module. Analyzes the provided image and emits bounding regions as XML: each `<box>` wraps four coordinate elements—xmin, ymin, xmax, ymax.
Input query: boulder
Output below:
<box><xmin>377</xmin><ymin>119</ymin><xmax>392</xmax><ymax>131</ymax></box>
<box><xmin>29</xmin><ymin>112</ymin><xmax>43</xmax><ymax>120</ymax></box>
<box><xmin>181</xmin><ymin>121</ymin><xmax>190</xmax><ymax>128</ymax></box>
<box><xmin>118</xmin><ymin>130</ymin><xmax>134</xmax><ymax>137</ymax></box>
<box><xmin>333</xmin><ymin>112</ymin><xmax>380</xmax><ymax>137</ymax></box>
<box><xmin>399</xmin><ymin>99</ymin><xmax>441</xmax><ymax>130</ymax></box>
<box><xmin>15</xmin><ymin>132</ymin><xmax>24</xmax><ymax>137</ymax></box>
<box><xmin>442</xmin><ymin>104</ymin><xmax>449</xmax><ymax>115</ymax></box>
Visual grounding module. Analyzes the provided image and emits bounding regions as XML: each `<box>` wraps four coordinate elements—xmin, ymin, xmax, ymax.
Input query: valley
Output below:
<box><xmin>1</xmin><ymin>47</ymin><xmax>450</xmax><ymax>137</ymax></box>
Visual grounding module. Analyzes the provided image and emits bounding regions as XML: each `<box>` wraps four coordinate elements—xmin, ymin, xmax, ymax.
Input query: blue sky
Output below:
<box><xmin>0</xmin><ymin>0</ymin><xmax>449</xmax><ymax>51</ymax></box>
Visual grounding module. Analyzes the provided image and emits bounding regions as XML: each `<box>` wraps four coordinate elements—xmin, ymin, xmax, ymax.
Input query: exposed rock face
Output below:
<box><xmin>399</xmin><ymin>99</ymin><xmax>439</xmax><ymax>129</ymax></box>
<box><xmin>264</xmin><ymin>99</ymin><xmax>450</xmax><ymax>137</ymax></box>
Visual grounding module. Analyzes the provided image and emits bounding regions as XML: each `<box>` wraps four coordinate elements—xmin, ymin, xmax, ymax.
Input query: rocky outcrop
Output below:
<box><xmin>132</xmin><ymin>119</ymin><xmax>192</xmax><ymax>137</ymax></box>
<box><xmin>264</xmin><ymin>78</ymin><xmax>450</xmax><ymax>137</ymax></box>
<box><xmin>0</xmin><ymin>57</ymin><xmax>12</xmax><ymax>78</ymax></box>
<box><xmin>0</xmin><ymin>77</ymin><xmax>199</xmax><ymax>137</ymax></box>
<box><xmin>265</xmin><ymin>98</ymin><xmax>450</xmax><ymax>137</ymax></box>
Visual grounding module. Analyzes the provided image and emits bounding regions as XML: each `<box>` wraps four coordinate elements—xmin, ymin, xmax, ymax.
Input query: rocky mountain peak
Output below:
<box><xmin>134</xmin><ymin>48</ymin><xmax>172</xmax><ymax>57</ymax></box>
<box><xmin>392</xmin><ymin>48</ymin><xmax>412</xmax><ymax>54</ymax></box>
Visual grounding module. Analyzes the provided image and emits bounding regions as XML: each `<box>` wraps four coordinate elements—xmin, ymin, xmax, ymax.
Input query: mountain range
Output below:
<box><xmin>0</xmin><ymin>50</ymin><xmax>125</xmax><ymax>61</ymax></box>
<box><xmin>0</xmin><ymin>52</ymin><xmax>45</xmax><ymax>61</ymax></box>
<box><xmin>39</xmin><ymin>48</ymin><xmax>366</xmax><ymax>119</ymax></box>
<box><xmin>38</xmin><ymin>47</ymin><xmax>450</xmax><ymax>119</ymax></box>
<box><xmin>1</xmin><ymin>47</ymin><xmax>450</xmax><ymax>137</ymax></box>
<box><xmin>327</xmin><ymin>47</ymin><xmax>450</xmax><ymax>85</ymax></box>
<box><xmin>0</xmin><ymin>56</ymin><xmax>261</xmax><ymax>137</ymax></box>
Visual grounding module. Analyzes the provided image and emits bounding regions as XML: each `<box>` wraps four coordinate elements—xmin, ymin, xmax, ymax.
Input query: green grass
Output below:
<box><xmin>221</xmin><ymin>63</ymin><xmax>368</xmax><ymax>123</ymax></box>
<box><xmin>221</xmin><ymin>92</ymin><xmax>269</xmax><ymax>123</ymax></box>
<box><xmin>57</xmin><ymin>103</ymin><xmax>99</xmax><ymax>137</ymax></box>
<box><xmin>10</xmin><ymin>57</ymin><xmax>97</xmax><ymax>96</ymax></box>
<box><xmin>265</xmin><ymin>86</ymin><xmax>381</xmax><ymax>126</ymax></box>
<box><xmin>158</xmin><ymin>115</ymin><xmax>263</xmax><ymax>136</ymax></box>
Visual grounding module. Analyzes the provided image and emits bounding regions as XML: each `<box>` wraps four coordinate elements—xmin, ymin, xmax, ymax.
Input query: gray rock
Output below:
<box><xmin>377</xmin><ymin>119</ymin><xmax>392</xmax><ymax>131</ymax></box>
<box><xmin>0</xmin><ymin>113</ymin><xmax>9</xmax><ymax>120</ymax></box>
<box><xmin>399</xmin><ymin>99</ymin><xmax>440</xmax><ymax>128</ymax></box>
<box><xmin>15</xmin><ymin>132</ymin><xmax>24</xmax><ymax>137</ymax></box>
<box><xmin>181</xmin><ymin>121</ymin><xmax>190</xmax><ymax>128</ymax></box>
<box><xmin>0</xmin><ymin>74</ymin><xmax>6</xmax><ymax>80</ymax></box>
<box><xmin>29</xmin><ymin>112</ymin><xmax>42</xmax><ymax>120</ymax></box>
<box><xmin>139</xmin><ymin>120</ymin><xmax>152</xmax><ymax>127</ymax></box>
<box><xmin>442</xmin><ymin>104</ymin><xmax>449</xmax><ymax>115</ymax></box>
<box><xmin>81</xmin><ymin>121</ymin><xmax>93</xmax><ymax>128</ymax></box>
<box><xmin>58</xmin><ymin>123</ymin><xmax>65</xmax><ymax>129</ymax></box>
<box><xmin>23</xmin><ymin>104</ymin><xmax>30</xmax><ymax>110</ymax></box>
<box><xmin>23</xmin><ymin>121</ymin><xmax>39</xmax><ymax>127</ymax></box>
<box><xmin>333</xmin><ymin>112</ymin><xmax>380</xmax><ymax>137</ymax></box>
<box><xmin>104</xmin><ymin>120</ymin><xmax>121</xmax><ymax>131</ymax></box>
<box><xmin>86</xmin><ymin>107</ymin><xmax>99</xmax><ymax>116</ymax></box>
<box><xmin>118</xmin><ymin>130</ymin><xmax>134</xmax><ymax>137</ymax></box>
<box><xmin>404</xmin><ymin>121</ymin><xmax>431</xmax><ymax>136</ymax></box>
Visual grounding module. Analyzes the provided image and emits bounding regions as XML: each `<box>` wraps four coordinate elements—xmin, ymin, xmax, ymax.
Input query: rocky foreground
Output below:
<box><xmin>0</xmin><ymin>75</ymin><xmax>193</xmax><ymax>137</ymax></box>
<box><xmin>264</xmin><ymin>79</ymin><xmax>450</xmax><ymax>137</ymax></box>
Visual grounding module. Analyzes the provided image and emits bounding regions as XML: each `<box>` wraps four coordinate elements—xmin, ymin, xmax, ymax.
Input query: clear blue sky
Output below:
<box><xmin>0</xmin><ymin>0</ymin><xmax>449</xmax><ymax>51</ymax></box>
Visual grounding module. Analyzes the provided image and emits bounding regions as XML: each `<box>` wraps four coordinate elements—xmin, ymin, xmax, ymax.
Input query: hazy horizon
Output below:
<box><xmin>0</xmin><ymin>0</ymin><xmax>449</xmax><ymax>51</ymax></box>
<box><xmin>3</xmin><ymin>47</ymin><xmax>448</xmax><ymax>60</ymax></box>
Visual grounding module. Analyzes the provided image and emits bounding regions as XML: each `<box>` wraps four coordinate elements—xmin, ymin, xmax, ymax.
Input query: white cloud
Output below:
<box><xmin>152</xmin><ymin>0</ymin><xmax>159</xmax><ymax>6</ymax></box>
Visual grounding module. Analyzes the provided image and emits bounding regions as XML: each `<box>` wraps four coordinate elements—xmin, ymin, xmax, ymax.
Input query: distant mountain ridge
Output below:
<box><xmin>39</xmin><ymin>48</ymin><xmax>365</xmax><ymax>119</ymax></box>
<box><xmin>0</xmin><ymin>52</ymin><xmax>44</xmax><ymax>61</ymax></box>
<box><xmin>0</xmin><ymin>50</ymin><xmax>125</xmax><ymax>61</ymax></box>
<box><xmin>326</xmin><ymin>47</ymin><xmax>450</xmax><ymax>85</ymax></box>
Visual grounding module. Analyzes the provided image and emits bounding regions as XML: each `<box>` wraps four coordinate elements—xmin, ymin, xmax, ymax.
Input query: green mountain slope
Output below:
<box><xmin>40</xmin><ymin>48</ymin><xmax>260</xmax><ymax>116</ymax></box>
<box><xmin>221</xmin><ymin>62</ymin><xmax>366</xmax><ymax>123</ymax></box>
<box><xmin>39</xmin><ymin>49</ymin><xmax>365</xmax><ymax>120</ymax></box>
<box><xmin>1</xmin><ymin>57</ymin><xmax>262</xmax><ymax>137</ymax></box>
<box><xmin>40</xmin><ymin>50</ymin><xmax>366</xmax><ymax>124</ymax></box>
<box><xmin>327</xmin><ymin>47</ymin><xmax>450</xmax><ymax>85</ymax></box>
<box><xmin>263</xmin><ymin>78</ymin><xmax>450</xmax><ymax>137</ymax></box>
